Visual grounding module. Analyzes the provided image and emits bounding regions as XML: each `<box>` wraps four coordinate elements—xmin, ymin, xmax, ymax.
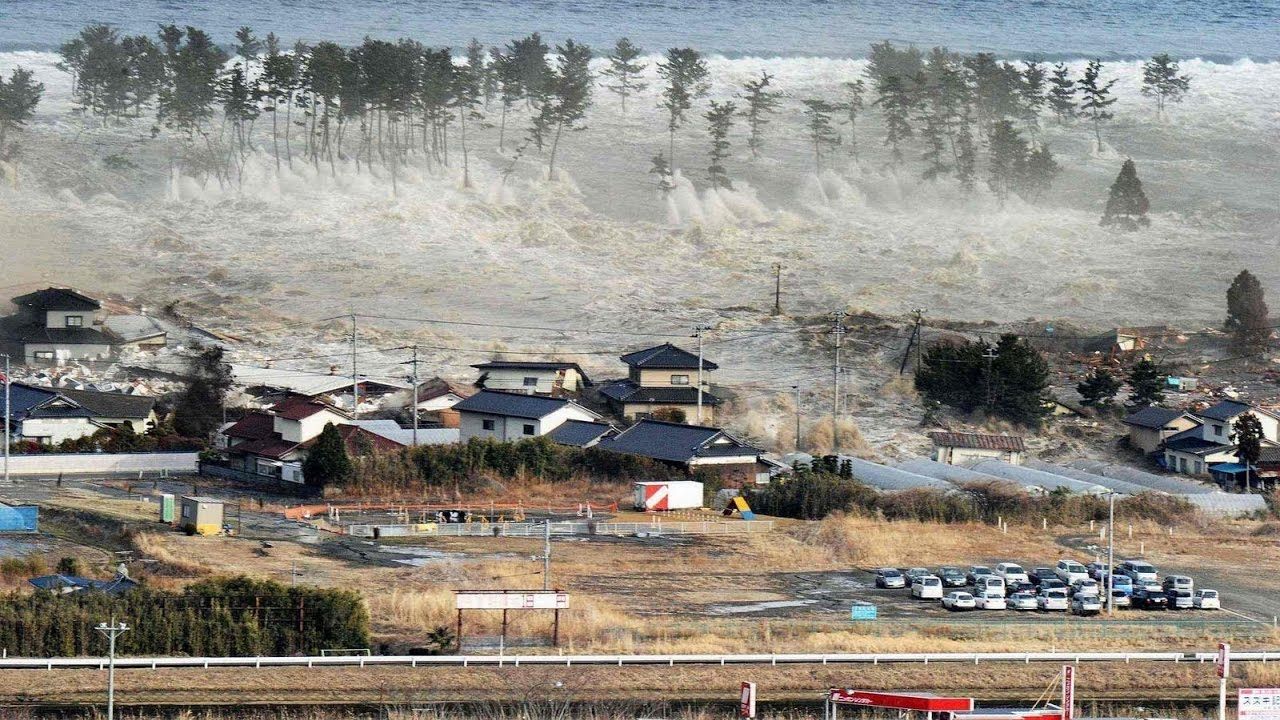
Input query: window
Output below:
<box><xmin>522</xmin><ymin>377</ymin><xmax>539</xmax><ymax>387</ymax></box>
<box><xmin>670</xmin><ymin>374</ymin><xmax>690</xmax><ymax>385</ymax></box>
<box><xmin>1213</xmin><ymin>424</ymin><xmax>1223</xmax><ymax>436</ymax></box>
<box><xmin>481</xmin><ymin>419</ymin><xmax>495</xmax><ymax>431</ymax></box>
<box><xmin>64</xmin><ymin>315</ymin><xmax>83</xmax><ymax>327</ymax></box>
<box><xmin>33</xmin><ymin>351</ymin><xmax>54</xmax><ymax>360</ymax></box>
<box><xmin>522</xmin><ymin>424</ymin><xmax>535</xmax><ymax>435</ymax></box>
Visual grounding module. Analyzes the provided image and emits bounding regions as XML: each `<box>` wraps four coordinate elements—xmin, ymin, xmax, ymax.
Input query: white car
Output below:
<box><xmin>1071</xmin><ymin>578</ymin><xmax>1100</xmax><ymax>597</ymax></box>
<box><xmin>1038</xmin><ymin>589</ymin><xmax>1070</xmax><ymax>611</ymax></box>
<box><xmin>1109</xmin><ymin>589</ymin><xmax>1131</xmax><ymax>608</ymax></box>
<box><xmin>975</xmin><ymin>591</ymin><xmax>1007</xmax><ymax>610</ymax></box>
<box><xmin>1193</xmin><ymin>589</ymin><xmax>1221</xmax><ymax>610</ymax></box>
<box><xmin>995</xmin><ymin>562</ymin><xmax>1029</xmax><ymax>585</ymax></box>
<box><xmin>912</xmin><ymin>575</ymin><xmax>944</xmax><ymax>599</ymax></box>
<box><xmin>942</xmin><ymin>591</ymin><xmax>977</xmax><ymax>611</ymax></box>
<box><xmin>1120</xmin><ymin>559</ymin><xmax>1158</xmax><ymax>585</ymax></box>
<box><xmin>1071</xmin><ymin>594</ymin><xmax>1102</xmax><ymax>616</ymax></box>
<box><xmin>1055</xmin><ymin>559</ymin><xmax>1090</xmax><ymax>585</ymax></box>
<box><xmin>1008</xmin><ymin>591</ymin><xmax>1039</xmax><ymax>611</ymax></box>
<box><xmin>975</xmin><ymin>575</ymin><xmax>1007</xmax><ymax>597</ymax></box>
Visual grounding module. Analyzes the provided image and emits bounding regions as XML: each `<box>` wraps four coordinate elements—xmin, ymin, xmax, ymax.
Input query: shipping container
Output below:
<box><xmin>633</xmin><ymin>481</ymin><xmax>704</xmax><ymax>511</ymax></box>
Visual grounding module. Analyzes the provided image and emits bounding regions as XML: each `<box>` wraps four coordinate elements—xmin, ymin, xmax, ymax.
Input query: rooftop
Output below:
<box><xmin>547</xmin><ymin>420</ymin><xmax>615</xmax><ymax>447</ymax></box>
<box><xmin>454</xmin><ymin>390</ymin><xmax>597</xmax><ymax>420</ymax></box>
<box><xmin>599</xmin><ymin>380</ymin><xmax>722</xmax><ymax>406</ymax></box>
<box><xmin>599</xmin><ymin>419</ymin><xmax>760</xmax><ymax>464</ymax></box>
<box><xmin>1123</xmin><ymin>405</ymin><xmax>1193</xmax><ymax>429</ymax></box>
<box><xmin>928</xmin><ymin>431</ymin><xmax>1026</xmax><ymax>452</ymax></box>
<box><xmin>1197</xmin><ymin>399</ymin><xmax>1278</xmax><ymax>422</ymax></box>
<box><xmin>620</xmin><ymin>343</ymin><xmax>718</xmax><ymax>371</ymax></box>
<box><xmin>272</xmin><ymin>396</ymin><xmax>348</xmax><ymax>421</ymax></box>
<box><xmin>11</xmin><ymin>288</ymin><xmax>101</xmax><ymax>312</ymax></box>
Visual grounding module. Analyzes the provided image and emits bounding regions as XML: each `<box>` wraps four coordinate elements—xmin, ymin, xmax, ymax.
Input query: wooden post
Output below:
<box><xmin>501</xmin><ymin>609</ymin><xmax>508</xmax><ymax>650</ymax></box>
<box><xmin>553</xmin><ymin>607</ymin><xmax>561</xmax><ymax>647</ymax></box>
<box><xmin>456</xmin><ymin>609</ymin><xmax>463</xmax><ymax>653</ymax></box>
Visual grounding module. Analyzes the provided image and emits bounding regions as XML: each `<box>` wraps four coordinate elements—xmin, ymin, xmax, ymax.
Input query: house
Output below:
<box><xmin>1193</xmin><ymin>400</ymin><xmax>1280</xmax><ymax>445</ymax></box>
<box><xmin>229</xmin><ymin>364</ymin><xmax>412</xmax><ymax>412</ymax></box>
<box><xmin>597</xmin><ymin>419</ymin><xmax>769</xmax><ymax>485</ymax></box>
<box><xmin>471</xmin><ymin>361</ymin><xmax>591</xmax><ymax>397</ymax></box>
<box><xmin>1112</xmin><ymin>326</ymin><xmax>1173</xmax><ymax>354</ymax></box>
<box><xmin>930</xmin><ymin>431</ymin><xmax>1026</xmax><ymax>466</ymax></box>
<box><xmin>1158</xmin><ymin>400</ymin><xmax>1280</xmax><ymax>477</ymax></box>
<box><xmin>352</xmin><ymin>419</ymin><xmax>460</xmax><ymax>446</ymax></box>
<box><xmin>454</xmin><ymin>390</ymin><xmax>602</xmax><ymax>442</ymax></box>
<box><xmin>599</xmin><ymin>343</ymin><xmax>721</xmax><ymax>424</ymax></box>
<box><xmin>179</xmin><ymin>496</ymin><xmax>225</xmax><ymax>535</ymax></box>
<box><xmin>102</xmin><ymin>313</ymin><xmax>169</xmax><ymax>351</ymax></box>
<box><xmin>4</xmin><ymin>382</ymin><xmax>158</xmax><ymax>445</ymax></box>
<box><xmin>1122</xmin><ymin>405</ymin><xmax>1201</xmax><ymax>455</ymax></box>
<box><xmin>2</xmin><ymin>288</ymin><xmax>114</xmax><ymax>364</ymax></box>
<box><xmin>413</xmin><ymin>377</ymin><xmax>476</xmax><ymax>428</ymax></box>
<box><xmin>1161</xmin><ymin>427</ymin><xmax>1243</xmax><ymax>476</ymax></box>
<box><xmin>547</xmin><ymin>420</ymin><xmax>616</xmax><ymax>448</ymax></box>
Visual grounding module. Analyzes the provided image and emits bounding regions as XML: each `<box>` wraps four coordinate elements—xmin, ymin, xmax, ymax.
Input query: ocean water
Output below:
<box><xmin>0</xmin><ymin>0</ymin><xmax>1277</xmax><ymax>60</ymax></box>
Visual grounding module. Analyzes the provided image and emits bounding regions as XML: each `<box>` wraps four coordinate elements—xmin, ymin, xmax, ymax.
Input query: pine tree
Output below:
<box><xmin>454</xmin><ymin>46</ymin><xmax>484</xmax><ymax>188</ymax></box>
<box><xmin>1234</xmin><ymin>414</ymin><xmax>1263</xmax><ymax>491</ymax></box>
<box><xmin>122</xmin><ymin>34</ymin><xmax>165</xmax><ymax>118</ymax></box>
<box><xmin>1100</xmin><ymin>159</ymin><xmax>1151</xmax><ymax>230</ymax></box>
<box><xmin>738</xmin><ymin>70</ymin><xmax>781</xmax><ymax>160</ymax></box>
<box><xmin>1077</xmin><ymin>368</ymin><xmax>1121</xmax><ymax>407</ymax></box>
<box><xmin>986</xmin><ymin>120</ymin><xmax>1028</xmax><ymax>206</ymax></box>
<box><xmin>954</xmin><ymin>103</ymin><xmax>977</xmax><ymax>192</ymax></box>
<box><xmin>1020</xmin><ymin>60</ymin><xmax>1047</xmax><ymax>129</ymax></box>
<box><xmin>1077</xmin><ymin>59</ymin><xmax>1117</xmax><ymax>149</ymax></box>
<box><xmin>508</xmin><ymin>33</ymin><xmax>551</xmax><ymax>108</ymax></box>
<box><xmin>1047</xmin><ymin>62</ymin><xmax>1076</xmax><ymax>124</ymax></box>
<box><xmin>1021</xmin><ymin>143</ymin><xmax>1061</xmax><ymax>202</ymax></box>
<box><xmin>600</xmin><ymin>37</ymin><xmax>647</xmax><ymax>114</ymax></box>
<box><xmin>1126</xmin><ymin>358</ymin><xmax>1165</xmax><ymax>408</ymax></box>
<box><xmin>260</xmin><ymin>33</ymin><xmax>298</xmax><ymax>172</ymax></box>
<box><xmin>704</xmin><ymin>100</ymin><xmax>736</xmax><ymax>188</ymax></box>
<box><xmin>0</xmin><ymin>67</ymin><xmax>44</xmax><ymax>162</ymax></box>
<box><xmin>491</xmin><ymin>48</ymin><xmax>522</xmax><ymax>152</ymax></box>
<box><xmin>656</xmin><ymin>47</ymin><xmax>710</xmax><ymax>169</ymax></box>
<box><xmin>540</xmin><ymin>39</ymin><xmax>593</xmax><ymax>180</ymax></box>
<box><xmin>1141</xmin><ymin>53</ymin><xmax>1191</xmax><ymax>120</ymax></box>
<box><xmin>649</xmin><ymin>151</ymin><xmax>674</xmax><ymax>200</ymax></box>
<box><xmin>843</xmin><ymin>79</ymin><xmax>866</xmax><ymax>160</ymax></box>
<box><xmin>173</xmin><ymin>345</ymin><xmax>232</xmax><ymax>440</ymax></box>
<box><xmin>157</xmin><ymin>26</ymin><xmax>228</xmax><ymax>139</ymax></box>
<box><xmin>916</xmin><ymin>334</ymin><xmax>1050</xmax><ymax>427</ymax></box>
<box><xmin>874</xmin><ymin>74</ymin><xmax>914</xmax><ymax>163</ymax></box>
<box><xmin>301</xmin><ymin>423</ymin><xmax>353</xmax><ymax>488</ymax></box>
<box><xmin>1225</xmin><ymin>269</ymin><xmax>1271</xmax><ymax>349</ymax></box>
<box><xmin>801</xmin><ymin>99</ymin><xmax>841</xmax><ymax>172</ymax></box>
<box><xmin>59</xmin><ymin>24</ymin><xmax>131</xmax><ymax>121</ymax></box>
<box><xmin>464</xmin><ymin>39</ymin><xmax>491</xmax><ymax>109</ymax></box>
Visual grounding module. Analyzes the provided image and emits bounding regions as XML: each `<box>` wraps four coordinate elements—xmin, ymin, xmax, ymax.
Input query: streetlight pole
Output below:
<box><xmin>96</xmin><ymin>617</ymin><xmax>129</xmax><ymax>720</ymax></box>
<box><xmin>2</xmin><ymin>352</ymin><xmax>10</xmax><ymax>485</ymax></box>
<box><xmin>1107</xmin><ymin>491</ymin><xmax>1116</xmax><ymax>615</ymax></box>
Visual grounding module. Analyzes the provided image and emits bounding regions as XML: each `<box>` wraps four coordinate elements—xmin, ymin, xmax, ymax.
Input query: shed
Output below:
<box><xmin>179</xmin><ymin>496</ymin><xmax>225</xmax><ymax>535</ymax></box>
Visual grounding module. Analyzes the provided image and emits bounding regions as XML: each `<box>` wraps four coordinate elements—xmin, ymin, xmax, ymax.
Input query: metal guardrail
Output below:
<box><xmin>1</xmin><ymin>650</ymin><xmax>1277</xmax><ymax>670</ymax></box>
<box><xmin>346</xmin><ymin>520</ymin><xmax>773</xmax><ymax>538</ymax></box>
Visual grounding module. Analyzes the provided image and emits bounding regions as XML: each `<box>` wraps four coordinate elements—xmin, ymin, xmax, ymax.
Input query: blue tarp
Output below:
<box><xmin>0</xmin><ymin>505</ymin><xmax>38</xmax><ymax>533</ymax></box>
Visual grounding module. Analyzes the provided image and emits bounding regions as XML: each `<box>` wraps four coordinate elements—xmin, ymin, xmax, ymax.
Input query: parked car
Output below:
<box><xmin>975</xmin><ymin>575</ymin><xmax>1007</xmax><ymax>597</ymax></box>
<box><xmin>1120</xmin><ymin>559</ymin><xmax>1158</xmax><ymax>585</ymax></box>
<box><xmin>912</xmin><ymin>575</ymin><xmax>944</xmax><ymax>599</ymax></box>
<box><xmin>1131</xmin><ymin>587</ymin><xmax>1169</xmax><ymax>610</ymax></box>
<box><xmin>1162</xmin><ymin>575</ymin><xmax>1194</xmax><ymax>594</ymax></box>
<box><xmin>1038</xmin><ymin>589</ymin><xmax>1070</xmax><ymax>611</ymax></box>
<box><xmin>1109</xmin><ymin>589</ymin><xmax>1132</xmax><ymax>608</ymax></box>
<box><xmin>939</xmin><ymin>567</ymin><xmax>969</xmax><ymax>588</ymax></box>
<box><xmin>942</xmin><ymin>591</ymin><xmax>977</xmax><ymax>611</ymax></box>
<box><xmin>1039</xmin><ymin>578</ymin><xmax>1067</xmax><ymax>592</ymax></box>
<box><xmin>1010</xmin><ymin>581</ymin><xmax>1037</xmax><ymax>595</ymax></box>
<box><xmin>975</xmin><ymin>591</ymin><xmax>1007</xmax><ymax>610</ymax></box>
<box><xmin>1193</xmin><ymin>589</ymin><xmax>1221</xmax><ymax>610</ymax></box>
<box><xmin>1071</xmin><ymin>594</ymin><xmax>1102</xmax><ymax>616</ymax></box>
<box><xmin>875</xmin><ymin>567</ymin><xmax>907</xmax><ymax>589</ymax></box>
<box><xmin>1108</xmin><ymin>575</ymin><xmax>1134</xmax><ymax>593</ymax></box>
<box><xmin>1070</xmin><ymin>578</ymin><xmax>1100</xmax><ymax>597</ymax></box>
<box><xmin>967</xmin><ymin>566</ymin><xmax>995</xmax><ymax>585</ymax></box>
<box><xmin>1167</xmin><ymin>589</ymin><xmax>1194</xmax><ymax>610</ymax></box>
<box><xmin>1030</xmin><ymin>567</ymin><xmax>1057</xmax><ymax>586</ymax></box>
<box><xmin>1087</xmin><ymin>561</ymin><xmax>1109</xmax><ymax>580</ymax></box>
<box><xmin>1055</xmin><ymin>559</ymin><xmax>1090</xmax><ymax>585</ymax></box>
<box><xmin>995</xmin><ymin>562</ymin><xmax>1030</xmax><ymax>585</ymax></box>
<box><xmin>1008</xmin><ymin>591</ymin><xmax>1039</xmax><ymax>611</ymax></box>
<box><xmin>905</xmin><ymin>567</ymin><xmax>931</xmax><ymax>586</ymax></box>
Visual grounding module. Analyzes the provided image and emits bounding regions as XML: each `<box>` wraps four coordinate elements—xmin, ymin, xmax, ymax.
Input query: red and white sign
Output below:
<box><xmin>739</xmin><ymin>681</ymin><xmax>757</xmax><ymax>719</ymax></box>
<box><xmin>1218</xmin><ymin>642</ymin><xmax>1231</xmax><ymax>679</ymax></box>
<box><xmin>1061</xmin><ymin>665</ymin><xmax>1075</xmax><ymax>720</ymax></box>
<box><xmin>1240</xmin><ymin>689</ymin><xmax>1280</xmax><ymax>720</ymax></box>
<box><xmin>455</xmin><ymin>591</ymin><xmax>569</xmax><ymax>610</ymax></box>
<box><xmin>633</xmin><ymin>481</ymin><xmax>704</xmax><ymax>511</ymax></box>
<box><xmin>827</xmin><ymin>690</ymin><xmax>974</xmax><ymax>713</ymax></box>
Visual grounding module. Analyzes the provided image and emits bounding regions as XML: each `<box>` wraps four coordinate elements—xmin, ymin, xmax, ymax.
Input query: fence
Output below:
<box><xmin>346</xmin><ymin>519</ymin><xmax>773</xmax><ymax>539</ymax></box>
<box><xmin>1</xmin><ymin>452</ymin><xmax>198</xmax><ymax>476</ymax></box>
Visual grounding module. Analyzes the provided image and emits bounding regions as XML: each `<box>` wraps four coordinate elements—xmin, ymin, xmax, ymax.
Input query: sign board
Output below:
<box><xmin>1218</xmin><ymin>642</ymin><xmax>1231</xmax><ymax>679</ymax></box>
<box><xmin>455</xmin><ymin>591</ymin><xmax>569</xmax><ymax>610</ymax></box>
<box><xmin>1061</xmin><ymin>665</ymin><xmax>1075</xmax><ymax>720</ymax></box>
<box><xmin>828</xmin><ymin>690</ymin><xmax>974</xmax><ymax>713</ymax></box>
<box><xmin>739</xmin><ymin>681</ymin><xmax>757</xmax><ymax>719</ymax></box>
<box><xmin>850</xmin><ymin>603</ymin><xmax>878</xmax><ymax>621</ymax></box>
<box><xmin>1240</xmin><ymin>689</ymin><xmax>1280</xmax><ymax>720</ymax></box>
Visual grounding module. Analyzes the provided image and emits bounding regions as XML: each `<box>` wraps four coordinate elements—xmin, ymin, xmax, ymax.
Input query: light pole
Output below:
<box><xmin>96</xmin><ymin>617</ymin><xmax>129</xmax><ymax>720</ymax></box>
<box><xmin>1106</xmin><ymin>491</ymin><xmax>1116</xmax><ymax>615</ymax></box>
<box><xmin>2</xmin><ymin>352</ymin><xmax>10</xmax><ymax>485</ymax></box>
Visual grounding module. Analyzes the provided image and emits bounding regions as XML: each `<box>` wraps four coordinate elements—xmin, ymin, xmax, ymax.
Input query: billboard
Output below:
<box><xmin>1218</xmin><ymin>642</ymin><xmax>1231</xmax><ymax>679</ymax></box>
<box><xmin>1240</xmin><ymin>689</ymin><xmax>1280</xmax><ymax>720</ymax></box>
<box><xmin>1062</xmin><ymin>665</ymin><xmax>1075</xmax><ymax>720</ymax></box>
<box><xmin>455</xmin><ymin>591</ymin><xmax>570</xmax><ymax>610</ymax></box>
<box><xmin>739</xmin><ymin>682</ymin><xmax>756</xmax><ymax>719</ymax></box>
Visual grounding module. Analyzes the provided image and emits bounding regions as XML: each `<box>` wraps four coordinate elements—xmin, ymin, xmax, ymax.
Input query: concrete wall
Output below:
<box><xmin>19</xmin><ymin>417</ymin><xmax>101</xmax><ymax>444</ymax></box>
<box><xmin>2</xmin><ymin>452</ymin><xmax>199</xmax><ymax>476</ymax></box>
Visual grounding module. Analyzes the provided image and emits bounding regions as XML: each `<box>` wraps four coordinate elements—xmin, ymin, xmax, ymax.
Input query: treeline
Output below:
<box><xmin>308</xmin><ymin>435</ymin><xmax>685</xmax><ymax>495</ymax></box>
<box><xmin>748</xmin><ymin>465</ymin><xmax>1197</xmax><ymax>525</ymax></box>
<box><xmin>0</xmin><ymin>576</ymin><xmax>368</xmax><ymax>657</ymax></box>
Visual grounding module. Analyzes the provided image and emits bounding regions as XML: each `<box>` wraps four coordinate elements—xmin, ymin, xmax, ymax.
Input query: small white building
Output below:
<box><xmin>471</xmin><ymin>361</ymin><xmax>591</xmax><ymax>397</ymax></box>
<box><xmin>454</xmin><ymin>390</ymin><xmax>602</xmax><ymax>442</ymax></box>
<box><xmin>930</xmin><ymin>431</ymin><xmax>1026</xmax><ymax>466</ymax></box>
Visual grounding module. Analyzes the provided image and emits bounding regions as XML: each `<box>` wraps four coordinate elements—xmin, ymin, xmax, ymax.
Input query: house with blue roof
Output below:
<box><xmin>599</xmin><ymin>343</ymin><xmax>722</xmax><ymax>425</ymax></box>
<box><xmin>598</xmin><ymin>418</ymin><xmax>768</xmax><ymax>485</ymax></box>
<box><xmin>454</xmin><ymin>390</ymin><xmax>602</xmax><ymax>443</ymax></box>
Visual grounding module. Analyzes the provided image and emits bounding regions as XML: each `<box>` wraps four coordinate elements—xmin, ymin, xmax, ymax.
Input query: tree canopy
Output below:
<box><xmin>915</xmin><ymin>334</ymin><xmax>1051</xmax><ymax>427</ymax></box>
<box><xmin>1225</xmin><ymin>269</ymin><xmax>1271</xmax><ymax>350</ymax></box>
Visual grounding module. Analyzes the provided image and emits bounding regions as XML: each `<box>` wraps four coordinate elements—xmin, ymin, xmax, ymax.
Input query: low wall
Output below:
<box><xmin>2</xmin><ymin>452</ymin><xmax>198</xmax><ymax>476</ymax></box>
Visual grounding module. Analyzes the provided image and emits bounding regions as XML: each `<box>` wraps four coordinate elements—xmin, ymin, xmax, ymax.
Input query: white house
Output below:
<box><xmin>6</xmin><ymin>382</ymin><xmax>157</xmax><ymax>445</ymax></box>
<box><xmin>1194</xmin><ymin>400</ymin><xmax>1280</xmax><ymax>445</ymax></box>
<box><xmin>454</xmin><ymin>390</ymin><xmax>601</xmax><ymax>442</ymax></box>
<box><xmin>471</xmin><ymin>361</ymin><xmax>591</xmax><ymax>397</ymax></box>
<box><xmin>930</xmin><ymin>431</ymin><xmax>1026</xmax><ymax>466</ymax></box>
<box><xmin>1161</xmin><ymin>400</ymin><xmax>1280</xmax><ymax>477</ymax></box>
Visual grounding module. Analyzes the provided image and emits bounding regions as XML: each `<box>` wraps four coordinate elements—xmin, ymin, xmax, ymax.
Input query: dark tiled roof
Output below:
<box><xmin>1196</xmin><ymin>400</ymin><xmax>1279</xmax><ymax>422</ymax></box>
<box><xmin>12</xmin><ymin>288</ymin><xmax>101</xmax><ymax>311</ymax></box>
<box><xmin>26</xmin><ymin>404</ymin><xmax>96</xmax><ymax>420</ymax></box>
<box><xmin>928</xmin><ymin>431</ymin><xmax>1026</xmax><ymax>452</ymax></box>
<box><xmin>620</xmin><ymin>343</ymin><xmax>718</xmax><ymax>370</ymax></box>
<box><xmin>1258</xmin><ymin>446</ymin><xmax>1280</xmax><ymax>463</ymax></box>
<box><xmin>599</xmin><ymin>380</ymin><xmax>722</xmax><ymax>406</ymax></box>
<box><xmin>1123</xmin><ymin>405</ymin><xmax>1189</xmax><ymax>429</ymax></box>
<box><xmin>58</xmin><ymin>388</ymin><xmax>155</xmax><ymax>419</ymax></box>
<box><xmin>5</xmin><ymin>383</ymin><xmax>58</xmax><ymax>415</ymax></box>
<box><xmin>223</xmin><ymin>413</ymin><xmax>276</xmax><ymax>440</ymax></box>
<box><xmin>323</xmin><ymin>425</ymin><xmax>406</xmax><ymax>454</ymax></box>
<box><xmin>599</xmin><ymin>419</ymin><xmax>760</xmax><ymax>464</ymax></box>
<box><xmin>272</xmin><ymin>396</ymin><xmax>346</xmax><ymax>421</ymax></box>
<box><xmin>29</xmin><ymin>573</ymin><xmax>138</xmax><ymax>596</ymax></box>
<box><xmin>454</xmin><ymin>390</ymin><xmax>586</xmax><ymax>420</ymax></box>
<box><xmin>230</xmin><ymin>436</ymin><xmax>302</xmax><ymax>460</ymax></box>
<box><xmin>1164</xmin><ymin>427</ymin><xmax>1232</xmax><ymax>455</ymax></box>
<box><xmin>12</xmin><ymin>323</ymin><xmax>114</xmax><ymax>346</ymax></box>
<box><xmin>547</xmin><ymin>420</ymin><xmax>615</xmax><ymax>447</ymax></box>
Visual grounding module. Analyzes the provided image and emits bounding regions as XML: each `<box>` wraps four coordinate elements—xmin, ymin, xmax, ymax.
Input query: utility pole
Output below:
<box><xmin>912</xmin><ymin>308</ymin><xmax>925</xmax><ymax>375</ymax></box>
<box><xmin>2</xmin><ymin>352</ymin><xmax>9</xmax><ymax>485</ymax></box>
<box><xmin>830</xmin><ymin>311</ymin><xmax>847</xmax><ymax>457</ymax></box>
<box><xmin>542</xmin><ymin>519</ymin><xmax>552</xmax><ymax>591</ymax></box>
<box><xmin>1106</xmin><ymin>492</ymin><xmax>1116</xmax><ymax>616</ymax></box>
<box><xmin>695</xmin><ymin>325</ymin><xmax>710</xmax><ymax>425</ymax></box>
<box><xmin>402</xmin><ymin>345</ymin><xmax>420</xmax><ymax>447</ymax></box>
<box><xmin>96</xmin><ymin>616</ymin><xmax>129</xmax><ymax>720</ymax></box>
<box><xmin>773</xmin><ymin>263</ymin><xmax>782</xmax><ymax>315</ymax></box>
<box><xmin>793</xmin><ymin>384</ymin><xmax>802</xmax><ymax>452</ymax></box>
<box><xmin>983</xmin><ymin>345</ymin><xmax>999</xmax><ymax>408</ymax></box>
<box><xmin>350</xmin><ymin>314</ymin><xmax>360</xmax><ymax>420</ymax></box>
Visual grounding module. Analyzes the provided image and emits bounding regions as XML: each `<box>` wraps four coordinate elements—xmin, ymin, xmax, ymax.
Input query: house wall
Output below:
<box><xmin>687</xmin><ymin>458</ymin><xmax>766</xmax><ymax>487</ymax></box>
<box><xmin>43</xmin><ymin>309</ymin><xmax>100</xmax><ymax>328</ymax></box>
<box><xmin>934</xmin><ymin>446</ymin><xmax>1022</xmax><ymax>466</ymax></box>
<box><xmin>417</xmin><ymin>393</ymin><xmax>463</xmax><ymax>412</ymax></box>
<box><xmin>1164</xmin><ymin>448</ymin><xmax>1236</xmax><ymax>476</ymax></box>
<box><xmin>620</xmin><ymin>402</ymin><xmax>712</xmax><ymax>425</ymax></box>
<box><xmin>92</xmin><ymin>411</ymin><xmax>155</xmax><ymax>435</ymax></box>
<box><xmin>19</xmin><ymin>417</ymin><xmax>101</xmax><ymax>444</ymax></box>
<box><xmin>1129</xmin><ymin>416</ymin><xmax>1200</xmax><ymax>454</ymax></box>
<box><xmin>23</xmin><ymin>343</ymin><xmax>112</xmax><ymax>364</ymax></box>
<box><xmin>274</xmin><ymin>409</ymin><xmax>347</xmax><ymax>443</ymax></box>
<box><xmin>632</xmin><ymin>368</ymin><xmax>705</xmax><ymax>387</ymax></box>
<box><xmin>179</xmin><ymin>500</ymin><xmax>224</xmax><ymax>535</ymax></box>
<box><xmin>459</xmin><ymin>404</ymin><xmax>597</xmax><ymax>442</ymax></box>
<box><xmin>479</xmin><ymin>368</ymin><xmax>585</xmax><ymax>396</ymax></box>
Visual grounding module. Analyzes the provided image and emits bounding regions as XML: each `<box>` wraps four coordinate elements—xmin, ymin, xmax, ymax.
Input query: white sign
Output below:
<box><xmin>740</xmin><ymin>682</ymin><xmax>757</xmax><ymax>719</ymax></box>
<box><xmin>1240</xmin><ymin>689</ymin><xmax>1280</xmax><ymax>720</ymax></box>
<box><xmin>1218</xmin><ymin>642</ymin><xmax>1231</xmax><ymax>679</ymax></box>
<box><xmin>1062</xmin><ymin>665</ymin><xmax>1075</xmax><ymax>720</ymax></box>
<box><xmin>455</xmin><ymin>591</ymin><xmax>570</xmax><ymax>610</ymax></box>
